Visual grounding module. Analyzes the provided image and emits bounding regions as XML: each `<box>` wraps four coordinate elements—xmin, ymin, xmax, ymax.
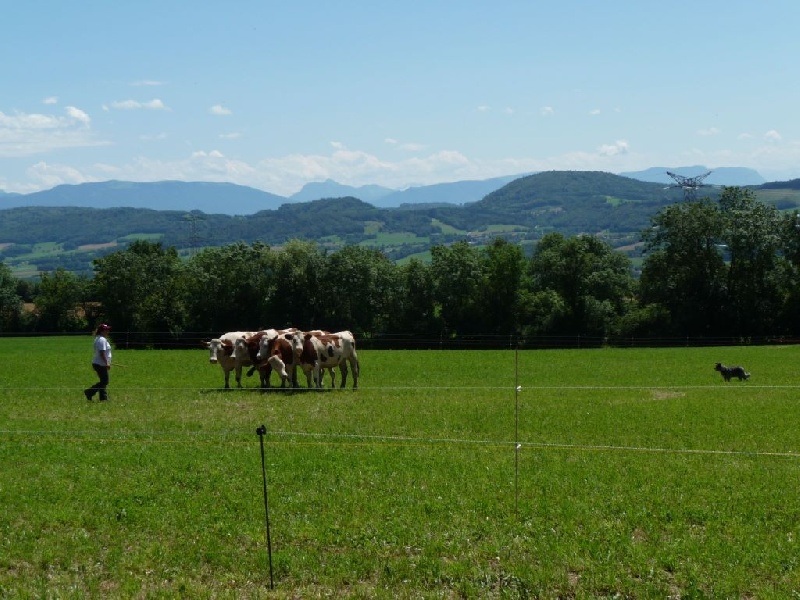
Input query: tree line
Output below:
<box><xmin>2</xmin><ymin>187</ymin><xmax>799</xmax><ymax>347</ymax></box>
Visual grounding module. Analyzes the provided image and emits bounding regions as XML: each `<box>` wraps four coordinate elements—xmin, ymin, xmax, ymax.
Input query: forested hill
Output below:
<box><xmin>445</xmin><ymin>171</ymin><xmax>686</xmax><ymax>233</ymax></box>
<box><xmin>3</xmin><ymin>170</ymin><xmax>797</xmax><ymax>277</ymax></box>
<box><xmin>760</xmin><ymin>178</ymin><xmax>800</xmax><ymax>190</ymax></box>
<box><xmin>0</xmin><ymin>171</ymin><xmax>687</xmax><ymax>246</ymax></box>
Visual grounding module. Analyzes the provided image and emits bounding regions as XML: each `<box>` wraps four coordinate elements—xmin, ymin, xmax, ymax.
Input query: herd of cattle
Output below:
<box><xmin>204</xmin><ymin>328</ymin><xmax>359</xmax><ymax>390</ymax></box>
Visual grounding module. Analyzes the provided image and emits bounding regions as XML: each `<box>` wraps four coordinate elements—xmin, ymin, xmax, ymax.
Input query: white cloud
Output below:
<box><xmin>477</xmin><ymin>105</ymin><xmax>491</xmax><ymax>112</ymax></box>
<box><xmin>219</xmin><ymin>132</ymin><xmax>241</xmax><ymax>139</ymax></box>
<box><xmin>144</xmin><ymin>99</ymin><xmax>168</xmax><ymax>110</ymax></box>
<box><xmin>764</xmin><ymin>129</ymin><xmax>782</xmax><ymax>142</ymax></box>
<box><xmin>210</xmin><ymin>104</ymin><xmax>232</xmax><ymax>116</ymax></box>
<box><xmin>43</xmin><ymin>96</ymin><xmax>58</xmax><ymax>105</ymax></box>
<box><xmin>131</xmin><ymin>80</ymin><xmax>165</xmax><ymax>86</ymax></box>
<box><xmin>66</xmin><ymin>106</ymin><xmax>91</xmax><ymax>126</ymax></box>
<box><xmin>0</xmin><ymin>111</ymin><xmax>60</xmax><ymax>130</ymax></box>
<box><xmin>111</xmin><ymin>100</ymin><xmax>143</xmax><ymax>110</ymax></box>
<box><xmin>589</xmin><ymin>109</ymin><xmax>601</xmax><ymax>116</ymax></box>
<box><xmin>0</xmin><ymin>108</ymin><xmax>105</xmax><ymax>158</ymax></box>
<box><xmin>6</xmin><ymin>140</ymin><xmax>644</xmax><ymax>195</ymax></box>
<box><xmin>597</xmin><ymin>140</ymin><xmax>629</xmax><ymax>157</ymax></box>
<box><xmin>26</xmin><ymin>161</ymin><xmax>97</xmax><ymax>188</ymax></box>
<box><xmin>541</xmin><ymin>106</ymin><xmax>554</xmax><ymax>117</ymax></box>
<box><xmin>110</xmin><ymin>98</ymin><xmax>169</xmax><ymax>110</ymax></box>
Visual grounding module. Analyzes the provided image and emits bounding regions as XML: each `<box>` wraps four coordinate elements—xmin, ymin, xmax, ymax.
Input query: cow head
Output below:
<box><xmin>207</xmin><ymin>338</ymin><xmax>234</xmax><ymax>364</ymax></box>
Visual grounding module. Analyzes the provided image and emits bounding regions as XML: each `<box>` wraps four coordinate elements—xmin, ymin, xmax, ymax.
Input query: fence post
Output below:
<box><xmin>514</xmin><ymin>348</ymin><xmax>520</xmax><ymax>517</ymax></box>
<box><xmin>256</xmin><ymin>424</ymin><xmax>275</xmax><ymax>589</ymax></box>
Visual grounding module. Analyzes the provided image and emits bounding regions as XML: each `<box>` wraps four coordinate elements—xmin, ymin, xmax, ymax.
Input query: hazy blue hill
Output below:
<box><xmin>0</xmin><ymin>180</ymin><xmax>288</xmax><ymax>215</ymax></box>
<box><xmin>620</xmin><ymin>165</ymin><xmax>766</xmax><ymax>186</ymax></box>
<box><xmin>290</xmin><ymin>179</ymin><xmax>395</xmax><ymax>204</ymax></box>
<box><xmin>374</xmin><ymin>174</ymin><xmax>525</xmax><ymax>208</ymax></box>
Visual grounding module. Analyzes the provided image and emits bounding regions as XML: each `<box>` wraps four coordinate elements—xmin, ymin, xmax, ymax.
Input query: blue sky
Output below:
<box><xmin>2</xmin><ymin>1</ymin><xmax>799</xmax><ymax>196</ymax></box>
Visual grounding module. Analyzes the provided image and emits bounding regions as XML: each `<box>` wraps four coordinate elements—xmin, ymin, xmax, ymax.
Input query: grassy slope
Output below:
<box><xmin>1</xmin><ymin>337</ymin><xmax>799</xmax><ymax>598</ymax></box>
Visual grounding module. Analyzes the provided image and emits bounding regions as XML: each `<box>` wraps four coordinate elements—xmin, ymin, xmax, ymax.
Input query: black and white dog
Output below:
<box><xmin>714</xmin><ymin>362</ymin><xmax>750</xmax><ymax>381</ymax></box>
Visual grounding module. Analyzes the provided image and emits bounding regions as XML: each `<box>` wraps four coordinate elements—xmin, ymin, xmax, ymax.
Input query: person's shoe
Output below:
<box><xmin>84</xmin><ymin>389</ymin><xmax>94</xmax><ymax>401</ymax></box>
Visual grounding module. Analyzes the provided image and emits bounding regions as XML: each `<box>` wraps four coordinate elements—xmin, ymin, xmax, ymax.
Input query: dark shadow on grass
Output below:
<box><xmin>198</xmin><ymin>387</ymin><xmax>338</xmax><ymax>395</ymax></box>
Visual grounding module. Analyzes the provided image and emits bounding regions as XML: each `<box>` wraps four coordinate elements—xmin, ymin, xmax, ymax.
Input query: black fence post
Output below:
<box><xmin>256</xmin><ymin>424</ymin><xmax>274</xmax><ymax>589</ymax></box>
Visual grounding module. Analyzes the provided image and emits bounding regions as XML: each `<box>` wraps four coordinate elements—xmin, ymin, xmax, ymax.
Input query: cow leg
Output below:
<box><xmin>235</xmin><ymin>365</ymin><xmax>244</xmax><ymax>388</ymax></box>
<box><xmin>339</xmin><ymin>364</ymin><xmax>348</xmax><ymax>389</ymax></box>
<box><xmin>260</xmin><ymin>364</ymin><xmax>272</xmax><ymax>388</ymax></box>
<box><xmin>314</xmin><ymin>364</ymin><xmax>323</xmax><ymax>388</ymax></box>
<box><xmin>351</xmin><ymin>357</ymin><xmax>359</xmax><ymax>389</ymax></box>
<box><xmin>223</xmin><ymin>368</ymin><xmax>231</xmax><ymax>389</ymax></box>
<box><xmin>303</xmin><ymin>366</ymin><xmax>314</xmax><ymax>388</ymax></box>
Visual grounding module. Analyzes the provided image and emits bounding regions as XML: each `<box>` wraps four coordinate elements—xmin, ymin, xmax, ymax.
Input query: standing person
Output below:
<box><xmin>85</xmin><ymin>323</ymin><xmax>112</xmax><ymax>401</ymax></box>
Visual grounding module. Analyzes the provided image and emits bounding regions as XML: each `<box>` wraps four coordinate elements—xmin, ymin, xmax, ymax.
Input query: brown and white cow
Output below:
<box><xmin>204</xmin><ymin>331</ymin><xmax>256</xmax><ymax>389</ymax></box>
<box><xmin>329</xmin><ymin>330</ymin><xmax>359</xmax><ymax>389</ymax></box>
<box><xmin>293</xmin><ymin>330</ymin><xmax>359</xmax><ymax>389</ymax></box>
<box><xmin>262</xmin><ymin>335</ymin><xmax>296</xmax><ymax>388</ymax></box>
<box><xmin>240</xmin><ymin>328</ymin><xmax>299</xmax><ymax>388</ymax></box>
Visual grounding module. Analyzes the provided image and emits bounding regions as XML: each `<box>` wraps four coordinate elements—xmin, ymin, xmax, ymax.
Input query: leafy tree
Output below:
<box><xmin>639</xmin><ymin>200</ymin><xmax>727</xmax><ymax>336</ymax></box>
<box><xmin>318</xmin><ymin>245</ymin><xmax>399</xmax><ymax>334</ymax></box>
<box><xmin>778</xmin><ymin>211</ymin><xmax>800</xmax><ymax>334</ymax></box>
<box><xmin>525</xmin><ymin>232</ymin><xmax>635</xmax><ymax>338</ymax></box>
<box><xmin>718</xmin><ymin>187</ymin><xmax>783</xmax><ymax>336</ymax></box>
<box><xmin>481</xmin><ymin>238</ymin><xmax>527</xmax><ymax>335</ymax></box>
<box><xmin>0</xmin><ymin>263</ymin><xmax>23</xmax><ymax>332</ymax></box>
<box><xmin>265</xmin><ymin>240</ymin><xmax>326</xmax><ymax>329</ymax></box>
<box><xmin>430</xmin><ymin>241</ymin><xmax>484</xmax><ymax>336</ymax></box>
<box><xmin>33</xmin><ymin>268</ymin><xmax>89</xmax><ymax>332</ymax></box>
<box><xmin>91</xmin><ymin>240</ymin><xmax>187</xmax><ymax>337</ymax></box>
<box><xmin>183</xmin><ymin>242</ymin><xmax>276</xmax><ymax>332</ymax></box>
<box><xmin>391</xmin><ymin>258</ymin><xmax>440</xmax><ymax>337</ymax></box>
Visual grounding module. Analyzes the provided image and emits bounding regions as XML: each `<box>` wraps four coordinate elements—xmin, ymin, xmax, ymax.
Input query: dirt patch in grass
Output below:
<box><xmin>78</xmin><ymin>241</ymin><xmax>118</xmax><ymax>251</ymax></box>
<box><xmin>650</xmin><ymin>389</ymin><xmax>685</xmax><ymax>401</ymax></box>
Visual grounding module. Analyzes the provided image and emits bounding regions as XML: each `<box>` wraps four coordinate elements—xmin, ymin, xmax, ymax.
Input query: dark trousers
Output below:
<box><xmin>86</xmin><ymin>364</ymin><xmax>110</xmax><ymax>400</ymax></box>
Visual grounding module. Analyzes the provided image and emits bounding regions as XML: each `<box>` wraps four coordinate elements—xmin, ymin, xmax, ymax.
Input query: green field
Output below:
<box><xmin>2</xmin><ymin>338</ymin><xmax>799</xmax><ymax>598</ymax></box>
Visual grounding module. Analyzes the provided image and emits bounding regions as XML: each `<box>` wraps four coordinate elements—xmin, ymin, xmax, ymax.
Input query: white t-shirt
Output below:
<box><xmin>92</xmin><ymin>335</ymin><xmax>112</xmax><ymax>366</ymax></box>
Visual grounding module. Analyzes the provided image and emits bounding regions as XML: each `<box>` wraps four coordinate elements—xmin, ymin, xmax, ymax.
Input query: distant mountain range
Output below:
<box><xmin>3</xmin><ymin>169</ymin><xmax>799</xmax><ymax>277</ymax></box>
<box><xmin>0</xmin><ymin>166</ymin><xmax>769</xmax><ymax>215</ymax></box>
<box><xmin>619</xmin><ymin>166</ymin><xmax>766</xmax><ymax>186</ymax></box>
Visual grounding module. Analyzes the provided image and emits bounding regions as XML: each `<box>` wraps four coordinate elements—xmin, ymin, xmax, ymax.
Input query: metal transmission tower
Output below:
<box><xmin>666</xmin><ymin>170</ymin><xmax>712</xmax><ymax>202</ymax></box>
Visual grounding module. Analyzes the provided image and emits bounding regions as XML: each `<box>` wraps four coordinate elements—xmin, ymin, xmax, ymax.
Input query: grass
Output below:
<box><xmin>755</xmin><ymin>188</ymin><xmax>800</xmax><ymax>210</ymax></box>
<box><xmin>1</xmin><ymin>337</ymin><xmax>800</xmax><ymax>597</ymax></box>
<box><xmin>431</xmin><ymin>219</ymin><xmax>466</xmax><ymax>235</ymax></box>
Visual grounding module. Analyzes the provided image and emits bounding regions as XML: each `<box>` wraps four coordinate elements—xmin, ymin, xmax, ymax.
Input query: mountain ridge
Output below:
<box><xmin>3</xmin><ymin>169</ymin><xmax>799</xmax><ymax>277</ymax></box>
<box><xmin>0</xmin><ymin>166</ymin><xmax>767</xmax><ymax>215</ymax></box>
